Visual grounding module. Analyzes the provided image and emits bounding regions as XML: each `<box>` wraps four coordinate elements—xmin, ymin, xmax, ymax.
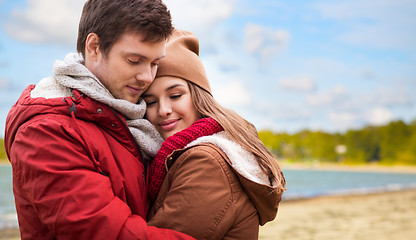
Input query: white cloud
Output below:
<box><xmin>329</xmin><ymin>112</ymin><xmax>358</xmax><ymax>123</ymax></box>
<box><xmin>244</xmin><ymin>23</ymin><xmax>290</xmax><ymax>61</ymax></box>
<box><xmin>329</xmin><ymin>112</ymin><xmax>361</xmax><ymax>131</ymax></box>
<box><xmin>306</xmin><ymin>85</ymin><xmax>348</xmax><ymax>107</ymax></box>
<box><xmin>0</xmin><ymin>78</ymin><xmax>9</xmax><ymax>89</ymax></box>
<box><xmin>213</xmin><ymin>81</ymin><xmax>252</xmax><ymax>107</ymax></box>
<box><xmin>0</xmin><ymin>60</ymin><xmax>8</xmax><ymax>68</ymax></box>
<box><xmin>4</xmin><ymin>0</ymin><xmax>85</xmax><ymax>46</ymax></box>
<box><xmin>307</xmin><ymin>93</ymin><xmax>332</xmax><ymax>107</ymax></box>
<box><xmin>272</xmin><ymin>106</ymin><xmax>311</xmax><ymax>121</ymax></box>
<box><xmin>254</xmin><ymin>101</ymin><xmax>311</xmax><ymax>121</ymax></box>
<box><xmin>339</xmin><ymin>23</ymin><xmax>414</xmax><ymax>50</ymax></box>
<box><xmin>4</xmin><ymin>0</ymin><xmax>236</xmax><ymax>47</ymax></box>
<box><xmin>164</xmin><ymin>0</ymin><xmax>237</xmax><ymax>39</ymax></box>
<box><xmin>3</xmin><ymin>0</ymin><xmax>237</xmax><ymax>47</ymax></box>
<box><xmin>367</xmin><ymin>107</ymin><xmax>393</xmax><ymax>126</ymax></box>
<box><xmin>376</xmin><ymin>87</ymin><xmax>411</xmax><ymax>106</ymax></box>
<box><xmin>316</xmin><ymin>0</ymin><xmax>416</xmax><ymax>50</ymax></box>
<box><xmin>361</xmin><ymin>85</ymin><xmax>411</xmax><ymax>107</ymax></box>
<box><xmin>278</xmin><ymin>76</ymin><xmax>316</xmax><ymax>92</ymax></box>
<box><xmin>246</xmin><ymin>100</ymin><xmax>315</xmax><ymax>132</ymax></box>
<box><xmin>361</xmin><ymin>68</ymin><xmax>377</xmax><ymax>80</ymax></box>
<box><xmin>331</xmin><ymin>85</ymin><xmax>349</xmax><ymax>95</ymax></box>
<box><xmin>328</xmin><ymin>105</ymin><xmax>394</xmax><ymax>131</ymax></box>
<box><xmin>316</xmin><ymin>0</ymin><xmax>415</xmax><ymax>22</ymax></box>
<box><xmin>303</xmin><ymin>58</ymin><xmax>347</xmax><ymax>75</ymax></box>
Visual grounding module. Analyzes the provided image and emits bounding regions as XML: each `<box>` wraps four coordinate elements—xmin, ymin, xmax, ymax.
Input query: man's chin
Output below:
<box><xmin>121</xmin><ymin>95</ymin><xmax>140</xmax><ymax>104</ymax></box>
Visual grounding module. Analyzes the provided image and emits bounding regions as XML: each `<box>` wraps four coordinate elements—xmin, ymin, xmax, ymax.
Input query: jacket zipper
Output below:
<box><xmin>110</xmin><ymin>108</ymin><xmax>147</xmax><ymax>176</ymax></box>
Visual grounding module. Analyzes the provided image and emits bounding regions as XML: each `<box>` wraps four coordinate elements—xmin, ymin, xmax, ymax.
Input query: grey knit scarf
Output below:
<box><xmin>31</xmin><ymin>53</ymin><xmax>163</xmax><ymax>160</ymax></box>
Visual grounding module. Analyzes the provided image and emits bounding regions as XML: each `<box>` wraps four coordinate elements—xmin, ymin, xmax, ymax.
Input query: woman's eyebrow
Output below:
<box><xmin>142</xmin><ymin>83</ymin><xmax>187</xmax><ymax>98</ymax></box>
<box><xmin>166</xmin><ymin>83</ymin><xmax>186</xmax><ymax>91</ymax></box>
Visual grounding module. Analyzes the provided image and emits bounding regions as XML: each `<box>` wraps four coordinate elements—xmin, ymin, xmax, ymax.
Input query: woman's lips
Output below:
<box><xmin>158</xmin><ymin>119</ymin><xmax>179</xmax><ymax>132</ymax></box>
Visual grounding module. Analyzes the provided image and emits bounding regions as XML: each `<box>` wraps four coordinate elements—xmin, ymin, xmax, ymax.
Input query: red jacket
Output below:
<box><xmin>4</xmin><ymin>85</ymin><xmax>193</xmax><ymax>240</ymax></box>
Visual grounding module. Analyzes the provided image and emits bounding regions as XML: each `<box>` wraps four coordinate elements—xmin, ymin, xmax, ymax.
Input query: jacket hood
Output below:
<box><xmin>185</xmin><ymin>131</ymin><xmax>282</xmax><ymax>225</ymax></box>
<box><xmin>6</xmin><ymin>85</ymin><xmax>65</xmax><ymax>157</ymax></box>
<box><xmin>4</xmin><ymin>84</ymin><xmax>128</xmax><ymax>159</ymax></box>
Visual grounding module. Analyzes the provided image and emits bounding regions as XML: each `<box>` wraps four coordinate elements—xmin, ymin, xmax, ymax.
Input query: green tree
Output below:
<box><xmin>259</xmin><ymin>119</ymin><xmax>416</xmax><ymax>165</ymax></box>
<box><xmin>379</xmin><ymin>120</ymin><xmax>412</xmax><ymax>164</ymax></box>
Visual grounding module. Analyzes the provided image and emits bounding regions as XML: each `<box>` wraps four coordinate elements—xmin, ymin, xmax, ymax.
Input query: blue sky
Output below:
<box><xmin>1</xmin><ymin>0</ymin><xmax>415</xmax><ymax>137</ymax></box>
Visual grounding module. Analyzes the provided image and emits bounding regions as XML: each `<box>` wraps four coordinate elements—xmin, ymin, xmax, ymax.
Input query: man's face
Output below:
<box><xmin>90</xmin><ymin>32</ymin><xmax>166</xmax><ymax>103</ymax></box>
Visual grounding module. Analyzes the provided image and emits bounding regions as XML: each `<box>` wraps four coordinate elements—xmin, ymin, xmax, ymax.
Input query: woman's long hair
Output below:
<box><xmin>188</xmin><ymin>82</ymin><xmax>286</xmax><ymax>193</ymax></box>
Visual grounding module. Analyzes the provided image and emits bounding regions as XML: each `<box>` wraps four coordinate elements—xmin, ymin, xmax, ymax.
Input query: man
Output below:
<box><xmin>4</xmin><ymin>0</ymin><xmax>194</xmax><ymax>239</ymax></box>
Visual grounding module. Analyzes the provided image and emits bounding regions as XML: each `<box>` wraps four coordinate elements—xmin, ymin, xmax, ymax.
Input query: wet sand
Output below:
<box><xmin>0</xmin><ymin>228</ymin><xmax>19</xmax><ymax>240</ymax></box>
<box><xmin>259</xmin><ymin>189</ymin><xmax>416</xmax><ymax>240</ymax></box>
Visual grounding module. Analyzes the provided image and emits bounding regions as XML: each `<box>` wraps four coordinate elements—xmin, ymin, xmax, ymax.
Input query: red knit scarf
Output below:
<box><xmin>148</xmin><ymin>117</ymin><xmax>223</xmax><ymax>201</ymax></box>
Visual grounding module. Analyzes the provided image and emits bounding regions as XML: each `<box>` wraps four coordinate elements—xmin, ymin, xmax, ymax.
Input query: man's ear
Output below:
<box><xmin>85</xmin><ymin>33</ymin><xmax>101</xmax><ymax>62</ymax></box>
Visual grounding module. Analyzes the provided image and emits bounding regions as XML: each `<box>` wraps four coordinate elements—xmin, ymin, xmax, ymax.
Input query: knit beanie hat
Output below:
<box><xmin>156</xmin><ymin>29</ymin><xmax>211</xmax><ymax>94</ymax></box>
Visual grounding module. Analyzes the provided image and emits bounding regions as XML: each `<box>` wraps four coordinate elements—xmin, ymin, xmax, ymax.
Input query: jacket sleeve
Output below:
<box><xmin>10</xmin><ymin>117</ymin><xmax>194</xmax><ymax>240</ymax></box>
<box><xmin>148</xmin><ymin>145</ymin><xmax>245</xmax><ymax>240</ymax></box>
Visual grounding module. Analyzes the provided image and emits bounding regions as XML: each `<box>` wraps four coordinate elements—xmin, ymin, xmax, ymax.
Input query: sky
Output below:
<box><xmin>0</xmin><ymin>0</ymin><xmax>415</xmax><ymax>138</ymax></box>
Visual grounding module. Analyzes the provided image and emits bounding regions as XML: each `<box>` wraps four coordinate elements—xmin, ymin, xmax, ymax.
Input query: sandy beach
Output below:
<box><xmin>259</xmin><ymin>189</ymin><xmax>416</xmax><ymax>240</ymax></box>
<box><xmin>1</xmin><ymin>189</ymin><xmax>415</xmax><ymax>240</ymax></box>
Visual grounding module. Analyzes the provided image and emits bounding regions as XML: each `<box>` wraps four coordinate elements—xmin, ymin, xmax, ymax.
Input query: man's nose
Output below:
<box><xmin>135</xmin><ymin>65</ymin><xmax>153</xmax><ymax>84</ymax></box>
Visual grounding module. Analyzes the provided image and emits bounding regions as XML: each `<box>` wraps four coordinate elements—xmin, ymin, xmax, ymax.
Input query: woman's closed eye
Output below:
<box><xmin>170</xmin><ymin>94</ymin><xmax>182</xmax><ymax>100</ymax></box>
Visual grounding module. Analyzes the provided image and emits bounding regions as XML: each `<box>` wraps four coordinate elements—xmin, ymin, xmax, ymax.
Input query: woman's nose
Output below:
<box><xmin>158</xmin><ymin>100</ymin><xmax>172</xmax><ymax>117</ymax></box>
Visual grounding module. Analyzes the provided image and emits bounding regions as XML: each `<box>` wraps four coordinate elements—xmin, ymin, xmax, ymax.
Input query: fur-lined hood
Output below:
<box><xmin>168</xmin><ymin>131</ymin><xmax>283</xmax><ymax>225</ymax></box>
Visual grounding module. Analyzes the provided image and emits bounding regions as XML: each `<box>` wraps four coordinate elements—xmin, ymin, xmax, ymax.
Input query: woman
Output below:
<box><xmin>144</xmin><ymin>29</ymin><xmax>286</xmax><ymax>239</ymax></box>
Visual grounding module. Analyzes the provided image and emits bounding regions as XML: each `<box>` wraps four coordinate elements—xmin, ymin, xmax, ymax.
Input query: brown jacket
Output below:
<box><xmin>148</xmin><ymin>139</ymin><xmax>282</xmax><ymax>239</ymax></box>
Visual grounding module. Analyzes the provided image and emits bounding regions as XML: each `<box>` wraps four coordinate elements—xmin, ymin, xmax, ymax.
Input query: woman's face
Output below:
<box><xmin>143</xmin><ymin>76</ymin><xmax>201</xmax><ymax>139</ymax></box>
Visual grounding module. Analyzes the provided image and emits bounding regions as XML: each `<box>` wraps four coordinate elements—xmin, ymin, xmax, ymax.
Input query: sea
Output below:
<box><xmin>2</xmin><ymin>165</ymin><xmax>416</xmax><ymax>230</ymax></box>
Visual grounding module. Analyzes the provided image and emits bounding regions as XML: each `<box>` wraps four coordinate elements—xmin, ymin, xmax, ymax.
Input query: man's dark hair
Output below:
<box><xmin>77</xmin><ymin>0</ymin><xmax>173</xmax><ymax>58</ymax></box>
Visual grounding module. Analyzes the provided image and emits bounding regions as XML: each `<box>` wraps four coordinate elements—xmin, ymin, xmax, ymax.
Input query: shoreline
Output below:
<box><xmin>279</xmin><ymin>161</ymin><xmax>416</xmax><ymax>174</ymax></box>
<box><xmin>281</xmin><ymin>185</ymin><xmax>416</xmax><ymax>202</ymax></box>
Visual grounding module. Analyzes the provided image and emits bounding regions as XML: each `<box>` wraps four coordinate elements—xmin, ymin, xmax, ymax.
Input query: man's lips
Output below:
<box><xmin>158</xmin><ymin>119</ymin><xmax>179</xmax><ymax>131</ymax></box>
<box><xmin>127</xmin><ymin>85</ymin><xmax>144</xmax><ymax>94</ymax></box>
